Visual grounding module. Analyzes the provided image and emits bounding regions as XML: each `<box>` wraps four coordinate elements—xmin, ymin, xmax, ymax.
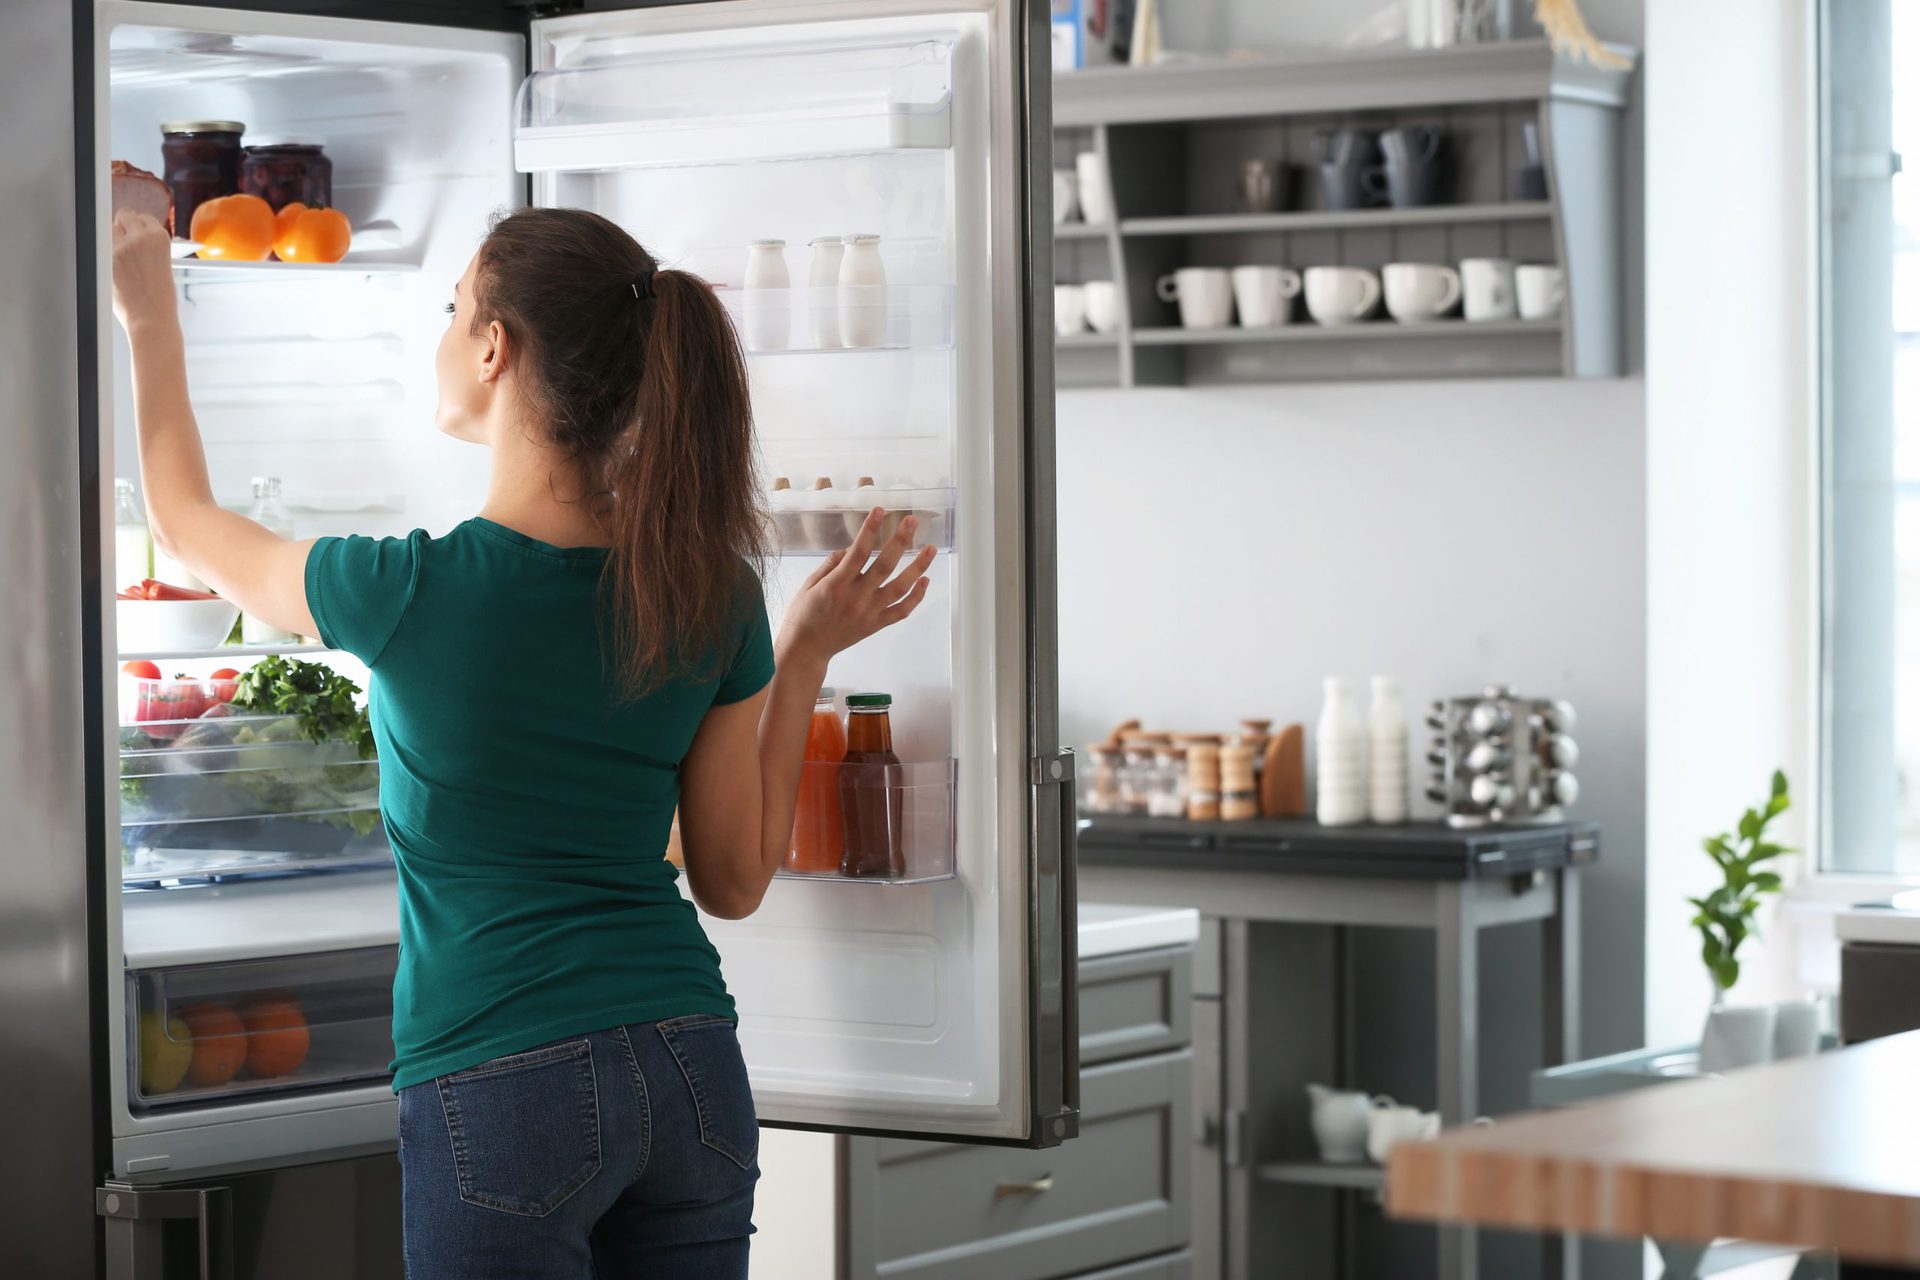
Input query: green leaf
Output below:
<box><xmin>1750</xmin><ymin>871</ymin><xmax>1783</xmax><ymax>893</ymax></box>
<box><xmin>1714</xmin><ymin>954</ymin><xmax>1740</xmax><ymax>992</ymax></box>
<box><xmin>1737</xmin><ymin>810</ymin><xmax>1761</xmax><ymax>840</ymax></box>
<box><xmin>1771</xmin><ymin>769</ymin><xmax>1790</xmax><ymax>800</ymax></box>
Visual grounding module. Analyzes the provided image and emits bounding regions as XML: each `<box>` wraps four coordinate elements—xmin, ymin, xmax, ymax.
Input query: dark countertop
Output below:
<box><xmin>1076</xmin><ymin>814</ymin><xmax>1599</xmax><ymax>880</ymax></box>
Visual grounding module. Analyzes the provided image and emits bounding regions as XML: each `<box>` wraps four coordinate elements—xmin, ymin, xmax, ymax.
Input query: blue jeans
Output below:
<box><xmin>398</xmin><ymin>1016</ymin><xmax>759</xmax><ymax>1279</ymax></box>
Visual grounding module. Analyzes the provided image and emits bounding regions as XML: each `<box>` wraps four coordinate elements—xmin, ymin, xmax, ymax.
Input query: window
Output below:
<box><xmin>1824</xmin><ymin>0</ymin><xmax>1920</xmax><ymax>872</ymax></box>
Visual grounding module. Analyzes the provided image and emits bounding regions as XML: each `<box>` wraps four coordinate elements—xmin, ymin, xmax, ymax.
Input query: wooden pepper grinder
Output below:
<box><xmin>1220</xmin><ymin>743</ymin><xmax>1258</xmax><ymax>821</ymax></box>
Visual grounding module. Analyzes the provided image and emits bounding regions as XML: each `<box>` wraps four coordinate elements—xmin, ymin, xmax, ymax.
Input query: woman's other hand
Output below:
<box><xmin>111</xmin><ymin>210</ymin><xmax>178</xmax><ymax>335</ymax></box>
<box><xmin>777</xmin><ymin>509</ymin><xmax>934</xmax><ymax>666</ymax></box>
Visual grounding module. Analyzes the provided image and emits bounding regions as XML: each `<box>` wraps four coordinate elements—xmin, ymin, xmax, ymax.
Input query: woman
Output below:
<box><xmin>111</xmin><ymin>205</ymin><xmax>934</xmax><ymax>1278</ymax></box>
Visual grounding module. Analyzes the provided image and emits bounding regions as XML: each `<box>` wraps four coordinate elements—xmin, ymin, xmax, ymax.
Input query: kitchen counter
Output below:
<box><xmin>1079</xmin><ymin>814</ymin><xmax>1600</xmax><ymax>879</ymax></box>
<box><xmin>1077</xmin><ymin>900</ymin><xmax>1202</xmax><ymax>957</ymax></box>
<box><xmin>1387</xmin><ymin>1029</ymin><xmax>1920</xmax><ymax>1266</ymax></box>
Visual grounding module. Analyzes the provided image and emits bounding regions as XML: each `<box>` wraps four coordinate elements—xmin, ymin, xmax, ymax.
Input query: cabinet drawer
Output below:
<box><xmin>1079</xmin><ymin>1251</ymin><xmax>1192</xmax><ymax>1280</ymax></box>
<box><xmin>1080</xmin><ymin>947</ymin><xmax>1192</xmax><ymax>1066</ymax></box>
<box><xmin>846</xmin><ymin>1051</ymin><xmax>1191</xmax><ymax>1280</ymax></box>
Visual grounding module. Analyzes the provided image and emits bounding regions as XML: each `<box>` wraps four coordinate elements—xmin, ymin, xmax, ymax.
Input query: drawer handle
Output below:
<box><xmin>994</xmin><ymin>1174</ymin><xmax>1055</xmax><ymax>1198</ymax></box>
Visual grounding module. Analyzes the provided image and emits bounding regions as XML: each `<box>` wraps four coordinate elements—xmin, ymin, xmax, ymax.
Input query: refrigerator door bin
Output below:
<box><xmin>723</xmin><ymin>283</ymin><xmax>955</xmax><ymax>354</ymax></box>
<box><xmin>781</xmin><ymin>756</ymin><xmax>956</xmax><ymax>885</ymax></box>
<box><xmin>772</xmin><ymin>486</ymin><xmax>955</xmax><ymax>556</ymax></box>
<box><xmin>127</xmin><ymin>945</ymin><xmax>396</xmax><ymax>1111</ymax></box>
<box><xmin>514</xmin><ymin>37</ymin><xmax>954</xmax><ymax>171</ymax></box>
<box><xmin>120</xmin><ymin>713</ymin><xmax>386</xmax><ymax>884</ymax></box>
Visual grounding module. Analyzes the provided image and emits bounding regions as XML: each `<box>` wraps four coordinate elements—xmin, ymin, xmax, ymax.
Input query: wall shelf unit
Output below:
<box><xmin>1049</xmin><ymin>39</ymin><xmax>1635</xmax><ymax>387</ymax></box>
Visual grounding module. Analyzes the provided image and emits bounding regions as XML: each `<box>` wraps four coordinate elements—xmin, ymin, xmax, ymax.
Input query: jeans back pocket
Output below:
<box><xmin>436</xmin><ymin>1039</ymin><xmax>602</xmax><ymax>1217</ymax></box>
<box><xmin>656</xmin><ymin>1016</ymin><xmax>759</xmax><ymax>1170</ymax></box>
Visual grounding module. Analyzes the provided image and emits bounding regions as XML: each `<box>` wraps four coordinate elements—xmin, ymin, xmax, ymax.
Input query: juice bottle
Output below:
<box><xmin>839</xmin><ymin>692</ymin><xmax>904</xmax><ymax>878</ymax></box>
<box><xmin>787</xmin><ymin>690</ymin><xmax>846</xmax><ymax>874</ymax></box>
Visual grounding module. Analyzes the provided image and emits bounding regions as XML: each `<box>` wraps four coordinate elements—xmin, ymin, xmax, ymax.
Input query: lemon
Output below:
<box><xmin>138</xmin><ymin>1011</ymin><xmax>193</xmax><ymax>1096</ymax></box>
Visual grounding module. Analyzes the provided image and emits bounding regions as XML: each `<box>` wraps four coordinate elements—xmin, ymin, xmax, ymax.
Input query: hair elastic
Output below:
<box><xmin>631</xmin><ymin>267</ymin><xmax>657</xmax><ymax>301</ymax></box>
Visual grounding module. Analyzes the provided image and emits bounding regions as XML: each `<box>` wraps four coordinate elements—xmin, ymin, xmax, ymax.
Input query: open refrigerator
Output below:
<box><xmin>0</xmin><ymin>0</ymin><xmax>1070</xmax><ymax>1271</ymax></box>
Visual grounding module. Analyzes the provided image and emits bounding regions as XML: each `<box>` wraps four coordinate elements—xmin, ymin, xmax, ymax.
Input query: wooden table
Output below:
<box><xmin>1386</xmin><ymin>1030</ymin><xmax>1920</xmax><ymax>1269</ymax></box>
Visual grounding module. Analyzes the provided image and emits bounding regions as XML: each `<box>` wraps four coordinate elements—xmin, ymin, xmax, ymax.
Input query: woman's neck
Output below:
<box><xmin>477</xmin><ymin>418</ymin><xmax>610</xmax><ymax>549</ymax></box>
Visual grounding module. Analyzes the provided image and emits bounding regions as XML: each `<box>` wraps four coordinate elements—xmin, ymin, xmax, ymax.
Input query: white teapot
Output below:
<box><xmin>1306</xmin><ymin>1083</ymin><xmax>1373</xmax><ymax>1164</ymax></box>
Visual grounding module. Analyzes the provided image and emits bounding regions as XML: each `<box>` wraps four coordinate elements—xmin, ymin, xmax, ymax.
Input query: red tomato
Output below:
<box><xmin>122</xmin><ymin>660</ymin><xmax>161</xmax><ymax>681</ymax></box>
<box><xmin>208</xmin><ymin>668</ymin><xmax>240</xmax><ymax>704</ymax></box>
<box><xmin>135</xmin><ymin>678</ymin><xmax>207</xmax><ymax>738</ymax></box>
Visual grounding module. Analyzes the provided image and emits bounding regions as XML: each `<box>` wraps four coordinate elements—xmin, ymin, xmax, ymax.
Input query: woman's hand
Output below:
<box><xmin>777</xmin><ymin>508</ymin><xmax>935</xmax><ymax>667</ymax></box>
<box><xmin>111</xmin><ymin>210</ymin><xmax>179</xmax><ymax>335</ymax></box>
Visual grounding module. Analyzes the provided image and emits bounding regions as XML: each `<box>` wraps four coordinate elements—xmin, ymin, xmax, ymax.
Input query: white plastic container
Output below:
<box><xmin>113</xmin><ymin>478</ymin><xmax>152</xmax><ymax>594</ymax></box>
<box><xmin>1316</xmin><ymin>676</ymin><xmax>1367</xmax><ymax>826</ymax></box>
<box><xmin>838</xmin><ymin>234</ymin><xmax>887</xmax><ymax>348</ymax></box>
<box><xmin>1367</xmin><ymin>675</ymin><xmax>1409</xmax><ymax>825</ymax></box>
<box><xmin>743</xmin><ymin>238</ymin><xmax>791</xmax><ymax>352</ymax></box>
<box><xmin>805</xmin><ymin>236</ymin><xmax>845</xmax><ymax>348</ymax></box>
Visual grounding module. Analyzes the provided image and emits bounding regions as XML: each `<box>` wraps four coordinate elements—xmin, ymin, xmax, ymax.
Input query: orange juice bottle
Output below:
<box><xmin>787</xmin><ymin>690</ymin><xmax>846</xmax><ymax>873</ymax></box>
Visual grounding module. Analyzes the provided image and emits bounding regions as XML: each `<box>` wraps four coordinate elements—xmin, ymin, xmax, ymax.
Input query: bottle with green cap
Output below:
<box><xmin>839</xmin><ymin>692</ymin><xmax>904</xmax><ymax>877</ymax></box>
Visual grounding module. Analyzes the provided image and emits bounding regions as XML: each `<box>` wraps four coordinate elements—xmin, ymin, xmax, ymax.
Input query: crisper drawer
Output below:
<box><xmin>120</xmin><ymin>710</ymin><xmax>388</xmax><ymax>884</ymax></box>
<box><xmin>847</xmin><ymin>1051</ymin><xmax>1192</xmax><ymax>1280</ymax></box>
<box><xmin>127</xmin><ymin>946</ymin><xmax>395</xmax><ymax>1111</ymax></box>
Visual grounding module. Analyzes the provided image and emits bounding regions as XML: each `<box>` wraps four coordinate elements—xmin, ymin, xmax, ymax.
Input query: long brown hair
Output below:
<box><xmin>469</xmin><ymin>207</ymin><xmax>766</xmax><ymax>694</ymax></box>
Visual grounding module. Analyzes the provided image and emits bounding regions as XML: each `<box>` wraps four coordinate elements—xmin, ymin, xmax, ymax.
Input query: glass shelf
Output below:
<box><xmin>721</xmin><ymin>284</ymin><xmax>954</xmax><ymax>354</ymax></box>
<box><xmin>770</xmin><ymin>487</ymin><xmax>953</xmax><ymax>556</ymax></box>
<box><xmin>778</xmin><ymin>757</ymin><xmax>955</xmax><ymax>886</ymax></box>
<box><xmin>171</xmin><ymin>257</ymin><xmax>419</xmax><ymax>281</ymax></box>
<box><xmin>127</xmin><ymin>946</ymin><xmax>395</xmax><ymax>1110</ymax></box>
<box><xmin>120</xmin><ymin>642</ymin><xmax>333</xmax><ymax>663</ymax></box>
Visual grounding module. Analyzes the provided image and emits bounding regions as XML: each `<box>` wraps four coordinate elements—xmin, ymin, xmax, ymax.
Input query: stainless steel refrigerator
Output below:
<box><xmin>1</xmin><ymin>1</ymin><xmax>1071</xmax><ymax>1274</ymax></box>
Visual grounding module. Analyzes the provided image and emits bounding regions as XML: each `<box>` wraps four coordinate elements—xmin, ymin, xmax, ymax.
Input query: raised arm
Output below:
<box><xmin>677</xmin><ymin>511</ymin><xmax>933</xmax><ymax>918</ymax></box>
<box><xmin>110</xmin><ymin>210</ymin><xmax>316</xmax><ymax>636</ymax></box>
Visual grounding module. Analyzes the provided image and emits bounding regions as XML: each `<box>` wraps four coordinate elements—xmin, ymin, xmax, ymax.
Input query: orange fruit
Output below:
<box><xmin>272</xmin><ymin>204</ymin><xmax>351</xmax><ymax>264</ymax></box>
<box><xmin>240</xmin><ymin>997</ymin><xmax>310</xmax><ymax>1078</ymax></box>
<box><xmin>180</xmin><ymin>1002</ymin><xmax>247</xmax><ymax>1086</ymax></box>
<box><xmin>190</xmin><ymin>193</ymin><xmax>274</xmax><ymax>261</ymax></box>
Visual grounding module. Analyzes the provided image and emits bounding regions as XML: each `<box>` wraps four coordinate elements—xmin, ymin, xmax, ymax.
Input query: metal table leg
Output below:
<box><xmin>1436</xmin><ymin>883</ymin><xmax>1480</xmax><ymax>1280</ymax></box>
<box><xmin>1543</xmin><ymin>867</ymin><xmax>1583</xmax><ymax>1280</ymax></box>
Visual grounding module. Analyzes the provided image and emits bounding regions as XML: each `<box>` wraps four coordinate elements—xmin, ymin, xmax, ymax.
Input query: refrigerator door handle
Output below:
<box><xmin>1029</xmin><ymin>748</ymin><xmax>1080</xmax><ymax>1147</ymax></box>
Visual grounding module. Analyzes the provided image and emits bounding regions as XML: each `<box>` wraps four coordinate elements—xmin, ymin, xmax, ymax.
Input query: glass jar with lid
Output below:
<box><xmin>1084</xmin><ymin>744</ymin><xmax>1122</xmax><ymax>815</ymax></box>
<box><xmin>1119</xmin><ymin>740</ymin><xmax>1158</xmax><ymax>815</ymax></box>
<box><xmin>160</xmin><ymin>120</ymin><xmax>245</xmax><ymax>236</ymax></box>
<box><xmin>240</xmin><ymin>139</ymin><xmax>332</xmax><ymax>213</ymax></box>
<box><xmin>1147</xmin><ymin>746</ymin><xmax>1188</xmax><ymax>817</ymax></box>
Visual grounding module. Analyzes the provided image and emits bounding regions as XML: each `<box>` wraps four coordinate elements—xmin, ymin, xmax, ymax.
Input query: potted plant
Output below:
<box><xmin>1689</xmin><ymin>770</ymin><xmax>1794</xmax><ymax>1070</ymax></box>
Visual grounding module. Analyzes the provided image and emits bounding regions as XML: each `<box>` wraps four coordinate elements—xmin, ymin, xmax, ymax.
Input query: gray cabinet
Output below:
<box><xmin>842</xmin><ymin>945</ymin><xmax>1194</xmax><ymax>1280</ymax></box>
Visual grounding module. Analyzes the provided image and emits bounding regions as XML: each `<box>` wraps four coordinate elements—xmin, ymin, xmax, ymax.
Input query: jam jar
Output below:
<box><xmin>159</xmin><ymin>120</ymin><xmax>244</xmax><ymax>236</ymax></box>
<box><xmin>239</xmin><ymin>140</ymin><xmax>332</xmax><ymax>212</ymax></box>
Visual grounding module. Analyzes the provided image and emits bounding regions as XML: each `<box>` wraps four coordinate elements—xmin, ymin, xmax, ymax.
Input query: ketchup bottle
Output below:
<box><xmin>787</xmin><ymin>689</ymin><xmax>846</xmax><ymax>874</ymax></box>
<box><xmin>839</xmin><ymin>693</ymin><xmax>904</xmax><ymax>877</ymax></box>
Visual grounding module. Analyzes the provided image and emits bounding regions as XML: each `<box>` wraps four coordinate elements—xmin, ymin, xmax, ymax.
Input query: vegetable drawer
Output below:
<box><xmin>127</xmin><ymin>946</ymin><xmax>396</xmax><ymax>1111</ymax></box>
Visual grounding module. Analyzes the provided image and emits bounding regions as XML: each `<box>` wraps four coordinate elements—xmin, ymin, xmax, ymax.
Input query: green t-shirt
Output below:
<box><xmin>304</xmin><ymin>517</ymin><xmax>774</xmax><ymax>1091</ymax></box>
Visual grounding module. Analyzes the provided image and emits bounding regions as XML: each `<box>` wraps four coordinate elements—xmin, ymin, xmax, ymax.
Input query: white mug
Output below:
<box><xmin>1303</xmin><ymin>266</ymin><xmax>1381</xmax><ymax>326</ymax></box>
<box><xmin>1516</xmin><ymin>263</ymin><xmax>1564</xmax><ymax>320</ymax></box>
<box><xmin>1054</xmin><ymin>283</ymin><xmax>1088</xmax><ymax>336</ymax></box>
<box><xmin>1084</xmin><ymin>280</ymin><xmax>1121</xmax><ymax>334</ymax></box>
<box><xmin>1230</xmin><ymin>265</ymin><xmax>1302</xmax><ymax>329</ymax></box>
<box><xmin>1382</xmin><ymin>262</ymin><xmax>1462</xmax><ymax>322</ymax></box>
<box><xmin>1052</xmin><ymin>168</ymin><xmax>1079</xmax><ymax>226</ymax></box>
<box><xmin>1365</xmin><ymin>1099</ymin><xmax>1441</xmax><ymax>1164</ymax></box>
<box><xmin>1076</xmin><ymin>151</ymin><xmax>1113</xmax><ymax>226</ymax></box>
<box><xmin>1461</xmin><ymin>257</ymin><xmax>1517</xmax><ymax>322</ymax></box>
<box><xmin>1156</xmin><ymin>267</ymin><xmax>1233</xmax><ymax>329</ymax></box>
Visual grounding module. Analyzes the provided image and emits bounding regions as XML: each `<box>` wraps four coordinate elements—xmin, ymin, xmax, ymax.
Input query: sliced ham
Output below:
<box><xmin>111</xmin><ymin>160</ymin><xmax>173</xmax><ymax>235</ymax></box>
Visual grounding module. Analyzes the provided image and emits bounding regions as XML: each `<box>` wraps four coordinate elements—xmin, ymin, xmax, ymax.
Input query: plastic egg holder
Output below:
<box><xmin>767</xmin><ymin>479</ymin><xmax>954</xmax><ymax>555</ymax></box>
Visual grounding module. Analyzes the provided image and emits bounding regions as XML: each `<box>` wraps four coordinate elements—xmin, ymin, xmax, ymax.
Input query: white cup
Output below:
<box><xmin>1516</xmin><ymin>263</ymin><xmax>1564</xmax><ymax>320</ymax></box>
<box><xmin>1054</xmin><ymin>283</ymin><xmax>1088</xmax><ymax>336</ymax></box>
<box><xmin>1052</xmin><ymin>168</ymin><xmax>1079</xmax><ymax>226</ymax></box>
<box><xmin>1461</xmin><ymin>257</ymin><xmax>1518</xmax><ymax>322</ymax></box>
<box><xmin>1303</xmin><ymin>266</ymin><xmax>1381</xmax><ymax>326</ymax></box>
<box><xmin>1772</xmin><ymin>999</ymin><xmax>1822</xmax><ymax>1059</ymax></box>
<box><xmin>1076</xmin><ymin>151</ymin><xmax>1113</xmax><ymax>226</ymax></box>
<box><xmin>1366</xmin><ymin>1099</ymin><xmax>1442</xmax><ymax>1164</ymax></box>
<box><xmin>1084</xmin><ymin>280</ymin><xmax>1121</xmax><ymax>334</ymax></box>
<box><xmin>1699</xmin><ymin>1004</ymin><xmax>1778</xmax><ymax>1074</ymax></box>
<box><xmin>1230</xmin><ymin>265</ymin><xmax>1303</xmax><ymax>328</ymax></box>
<box><xmin>1156</xmin><ymin>267</ymin><xmax>1233</xmax><ymax>329</ymax></box>
<box><xmin>1382</xmin><ymin>262</ymin><xmax>1463</xmax><ymax>322</ymax></box>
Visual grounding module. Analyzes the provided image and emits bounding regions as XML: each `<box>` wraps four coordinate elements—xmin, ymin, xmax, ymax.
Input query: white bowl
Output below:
<box><xmin>117</xmin><ymin>598</ymin><xmax>240</xmax><ymax>653</ymax></box>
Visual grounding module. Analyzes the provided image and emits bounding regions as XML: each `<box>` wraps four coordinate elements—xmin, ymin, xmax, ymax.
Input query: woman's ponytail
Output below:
<box><xmin>468</xmin><ymin>208</ymin><xmax>767</xmax><ymax>697</ymax></box>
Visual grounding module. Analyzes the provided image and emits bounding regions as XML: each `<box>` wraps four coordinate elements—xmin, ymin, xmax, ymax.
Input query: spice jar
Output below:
<box><xmin>1148</xmin><ymin>746</ymin><xmax>1188</xmax><ymax>817</ymax></box>
<box><xmin>1186</xmin><ymin>743</ymin><xmax>1222</xmax><ymax>821</ymax></box>
<box><xmin>1220</xmin><ymin>744</ymin><xmax>1258</xmax><ymax>821</ymax></box>
<box><xmin>1085</xmin><ymin>744</ymin><xmax>1122</xmax><ymax>815</ymax></box>
<box><xmin>160</xmin><ymin>120</ymin><xmax>244</xmax><ymax>236</ymax></box>
<box><xmin>1120</xmin><ymin>741</ymin><xmax>1157</xmax><ymax>815</ymax></box>
<box><xmin>240</xmin><ymin>139</ymin><xmax>332</xmax><ymax>212</ymax></box>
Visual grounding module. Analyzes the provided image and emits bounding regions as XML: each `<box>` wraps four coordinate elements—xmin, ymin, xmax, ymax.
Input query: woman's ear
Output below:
<box><xmin>478</xmin><ymin>319</ymin><xmax>509</xmax><ymax>385</ymax></box>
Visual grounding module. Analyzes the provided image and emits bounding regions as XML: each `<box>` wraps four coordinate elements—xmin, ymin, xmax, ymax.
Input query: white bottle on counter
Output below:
<box><xmin>1367</xmin><ymin>675</ymin><xmax>1409</xmax><ymax>824</ymax></box>
<box><xmin>1316</xmin><ymin>676</ymin><xmax>1367</xmax><ymax>827</ymax></box>
<box><xmin>805</xmin><ymin>236</ymin><xmax>845</xmax><ymax>349</ymax></box>
<box><xmin>743</xmin><ymin>238</ymin><xmax>790</xmax><ymax>352</ymax></box>
<box><xmin>113</xmin><ymin>478</ymin><xmax>151</xmax><ymax>594</ymax></box>
<box><xmin>838</xmin><ymin>234</ymin><xmax>887</xmax><ymax>348</ymax></box>
<box><xmin>241</xmin><ymin>476</ymin><xmax>296</xmax><ymax>644</ymax></box>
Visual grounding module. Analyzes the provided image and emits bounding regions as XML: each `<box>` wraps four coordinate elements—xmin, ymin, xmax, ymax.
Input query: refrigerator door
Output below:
<box><xmin>527</xmin><ymin>0</ymin><xmax>1073</xmax><ymax>1146</ymax></box>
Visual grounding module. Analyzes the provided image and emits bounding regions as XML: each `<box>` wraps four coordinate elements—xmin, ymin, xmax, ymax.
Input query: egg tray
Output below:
<box><xmin>770</xmin><ymin>494</ymin><xmax>954</xmax><ymax>556</ymax></box>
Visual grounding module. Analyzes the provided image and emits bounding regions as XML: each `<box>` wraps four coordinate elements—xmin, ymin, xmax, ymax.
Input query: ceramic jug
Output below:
<box><xmin>1306</xmin><ymin>1083</ymin><xmax>1372</xmax><ymax>1163</ymax></box>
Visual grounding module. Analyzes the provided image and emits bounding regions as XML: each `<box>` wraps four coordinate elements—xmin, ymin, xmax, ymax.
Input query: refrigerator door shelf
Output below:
<box><xmin>772</xmin><ymin>488</ymin><xmax>954</xmax><ymax>556</ymax></box>
<box><xmin>723</xmin><ymin>283</ymin><xmax>954</xmax><ymax>355</ymax></box>
<box><xmin>779</xmin><ymin>756</ymin><xmax>956</xmax><ymax>886</ymax></box>
<box><xmin>514</xmin><ymin>39</ymin><xmax>955</xmax><ymax>172</ymax></box>
<box><xmin>126</xmin><ymin>946</ymin><xmax>395</xmax><ymax>1113</ymax></box>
